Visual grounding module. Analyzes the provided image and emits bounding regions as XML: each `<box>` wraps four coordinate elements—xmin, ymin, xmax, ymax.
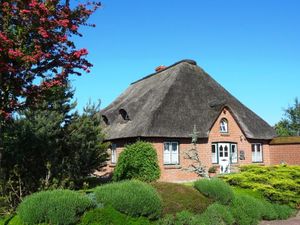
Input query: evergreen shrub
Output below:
<box><xmin>17</xmin><ymin>189</ymin><xmax>94</xmax><ymax>225</ymax></box>
<box><xmin>200</xmin><ymin>203</ymin><xmax>235</xmax><ymax>225</ymax></box>
<box><xmin>222</xmin><ymin>165</ymin><xmax>300</xmax><ymax>206</ymax></box>
<box><xmin>113</xmin><ymin>141</ymin><xmax>160</xmax><ymax>182</ymax></box>
<box><xmin>194</xmin><ymin>178</ymin><xmax>234</xmax><ymax>205</ymax></box>
<box><xmin>79</xmin><ymin>206</ymin><xmax>152</xmax><ymax>225</ymax></box>
<box><xmin>94</xmin><ymin>180</ymin><xmax>162</xmax><ymax>219</ymax></box>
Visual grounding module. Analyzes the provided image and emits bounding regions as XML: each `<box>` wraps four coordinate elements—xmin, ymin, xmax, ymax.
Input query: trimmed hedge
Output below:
<box><xmin>94</xmin><ymin>180</ymin><xmax>162</xmax><ymax>219</ymax></box>
<box><xmin>17</xmin><ymin>189</ymin><xmax>94</xmax><ymax>225</ymax></box>
<box><xmin>113</xmin><ymin>141</ymin><xmax>160</xmax><ymax>182</ymax></box>
<box><xmin>194</xmin><ymin>178</ymin><xmax>234</xmax><ymax>205</ymax></box>
<box><xmin>221</xmin><ymin>165</ymin><xmax>300</xmax><ymax>207</ymax></box>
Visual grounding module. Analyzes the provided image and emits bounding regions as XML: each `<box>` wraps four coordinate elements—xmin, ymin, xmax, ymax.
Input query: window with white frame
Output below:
<box><xmin>230</xmin><ymin>143</ymin><xmax>238</xmax><ymax>163</ymax></box>
<box><xmin>252</xmin><ymin>143</ymin><xmax>263</xmax><ymax>162</ymax></box>
<box><xmin>220</xmin><ymin>118</ymin><xmax>228</xmax><ymax>133</ymax></box>
<box><xmin>111</xmin><ymin>143</ymin><xmax>117</xmax><ymax>164</ymax></box>
<box><xmin>212</xmin><ymin>144</ymin><xmax>218</xmax><ymax>163</ymax></box>
<box><xmin>164</xmin><ymin>142</ymin><xmax>179</xmax><ymax>165</ymax></box>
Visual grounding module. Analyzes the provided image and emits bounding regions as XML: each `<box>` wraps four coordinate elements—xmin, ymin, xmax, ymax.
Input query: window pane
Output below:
<box><xmin>219</xmin><ymin>146</ymin><xmax>223</xmax><ymax>157</ymax></box>
<box><xmin>224</xmin><ymin>145</ymin><xmax>228</xmax><ymax>157</ymax></box>
<box><xmin>164</xmin><ymin>143</ymin><xmax>171</xmax><ymax>164</ymax></box>
<box><xmin>212</xmin><ymin>144</ymin><xmax>217</xmax><ymax>163</ymax></box>
<box><xmin>171</xmin><ymin>143</ymin><xmax>179</xmax><ymax>164</ymax></box>
<box><xmin>231</xmin><ymin>144</ymin><xmax>238</xmax><ymax>163</ymax></box>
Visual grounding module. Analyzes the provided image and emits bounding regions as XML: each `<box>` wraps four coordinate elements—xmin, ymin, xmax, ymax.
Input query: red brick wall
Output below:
<box><xmin>99</xmin><ymin>108</ymin><xmax>273</xmax><ymax>182</ymax></box>
<box><xmin>269</xmin><ymin>144</ymin><xmax>300</xmax><ymax>165</ymax></box>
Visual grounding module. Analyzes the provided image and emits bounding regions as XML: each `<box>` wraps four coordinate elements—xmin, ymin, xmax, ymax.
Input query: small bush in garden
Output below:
<box><xmin>17</xmin><ymin>189</ymin><xmax>94</xmax><ymax>225</ymax></box>
<box><xmin>230</xmin><ymin>194</ymin><xmax>263</xmax><ymax>225</ymax></box>
<box><xmin>113</xmin><ymin>141</ymin><xmax>160</xmax><ymax>182</ymax></box>
<box><xmin>157</xmin><ymin>211</ymin><xmax>205</xmax><ymax>225</ymax></box>
<box><xmin>94</xmin><ymin>180</ymin><xmax>162</xmax><ymax>219</ymax></box>
<box><xmin>200</xmin><ymin>203</ymin><xmax>235</xmax><ymax>225</ymax></box>
<box><xmin>79</xmin><ymin>206</ymin><xmax>152</xmax><ymax>225</ymax></box>
<box><xmin>273</xmin><ymin>204</ymin><xmax>295</xmax><ymax>220</ymax></box>
<box><xmin>194</xmin><ymin>178</ymin><xmax>234</xmax><ymax>205</ymax></box>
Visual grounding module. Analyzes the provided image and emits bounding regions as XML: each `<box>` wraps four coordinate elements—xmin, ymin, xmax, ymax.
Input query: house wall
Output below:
<box><xmin>269</xmin><ymin>144</ymin><xmax>300</xmax><ymax>165</ymax></box>
<box><xmin>100</xmin><ymin>108</ymin><xmax>273</xmax><ymax>182</ymax></box>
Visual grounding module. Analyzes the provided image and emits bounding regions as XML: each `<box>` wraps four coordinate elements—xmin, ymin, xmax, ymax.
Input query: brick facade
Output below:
<box><xmin>269</xmin><ymin>144</ymin><xmax>300</xmax><ymax>165</ymax></box>
<box><xmin>101</xmin><ymin>107</ymin><xmax>281</xmax><ymax>182</ymax></box>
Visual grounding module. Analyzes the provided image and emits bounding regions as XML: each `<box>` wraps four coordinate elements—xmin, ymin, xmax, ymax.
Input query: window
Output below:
<box><xmin>252</xmin><ymin>143</ymin><xmax>263</xmax><ymax>162</ymax></box>
<box><xmin>102</xmin><ymin>115</ymin><xmax>109</xmax><ymax>125</ymax></box>
<box><xmin>111</xmin><ymin>144</ymin><xmax>117</xmax><ymax>164</ymax></box>
<box><xmin>230</xmin><ymin>144</ymin><xmax>238</xmax><ymax>163</ymax></box>
<box><xmin>119</xmin><ymin>109</ymin><xmax>130</xmax><ymax>120</ymax></box>
<box><xmin>212</xmin><ymin>144</ymin><xmax>218</xmax><ymax>163</ymax></box>
<box><xmin>220</xmin><ymin>118</ymin><xmax>228</xmax><ymax>133</ymax></box>
<box><xmin>164</xmin><ymin>142</ymin><xmax>179</xmax><ymax>165</ymax></box>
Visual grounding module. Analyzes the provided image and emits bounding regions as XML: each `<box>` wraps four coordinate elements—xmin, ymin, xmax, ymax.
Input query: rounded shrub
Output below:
<box><xmin>113</xmin><ymin>141</ymin><xmax>160</xmax><ymax>182</ymax></box>
<box><xmin>94</xmin><ymin>180</ymin><xmax>162</xmax><ymax>219</ymax></box>
<box><xmin>17</xmin><ymin>189</ymin><xmax>94</xmax><ymax>225</ymax></box>
<box><xmin>194</xmin><ymin>178</ymin><xmax>234</xmax><ymax>205</ymax></box>
<box><xmin>200</xmin><ymin>203</ymin><xmax>235</xmax><ymax>225</ymax></box>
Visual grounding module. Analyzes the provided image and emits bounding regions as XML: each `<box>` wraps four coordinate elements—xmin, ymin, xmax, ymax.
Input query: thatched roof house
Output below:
<box><xmin>100</xmin><ymin>59</ymin><xmax>300</xmax><ymax>182</ymax></box>
<box><xmin>101</xmin><ymin>59</ymin><xmax>276</xmax><ymax>140</ymax></box>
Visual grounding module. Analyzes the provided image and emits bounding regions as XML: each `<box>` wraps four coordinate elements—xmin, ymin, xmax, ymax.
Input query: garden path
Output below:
<box><xmin>259</xmin><ymin>211</ymin><xmax>300</xmax><ymax>225</ymax></box>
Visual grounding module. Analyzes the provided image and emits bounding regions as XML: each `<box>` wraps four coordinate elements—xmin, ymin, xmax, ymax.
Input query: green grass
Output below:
<box><xmin>152</xmin><ymin>182</ymin><xmax>212</xmax><ymax>215</ymax></box>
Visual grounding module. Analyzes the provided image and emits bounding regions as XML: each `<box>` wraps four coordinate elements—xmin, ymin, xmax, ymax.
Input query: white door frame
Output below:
<box><xmin>218</xmin><ymin>143</ymin><xmax>230</xmax><ymax>173</ymax></box>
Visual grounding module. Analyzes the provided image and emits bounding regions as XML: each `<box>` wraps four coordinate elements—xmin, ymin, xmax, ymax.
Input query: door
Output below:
<box><xmin>218</xmin><ymin>143</ymin><xmax>230</xmax><ymax>173</ymax></box>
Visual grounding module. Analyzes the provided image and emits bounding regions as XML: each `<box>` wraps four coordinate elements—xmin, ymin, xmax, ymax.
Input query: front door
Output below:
<box><xmin>218</xmin><ymin>143</ymin><xmax>230</xmax><ymax>173</ymax></box>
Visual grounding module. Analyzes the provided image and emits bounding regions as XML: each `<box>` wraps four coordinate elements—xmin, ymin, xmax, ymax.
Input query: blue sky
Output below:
<box><xmin>72</xmin><ymin>0</ymin><xmax>300</xmax><ymax>126</ymax></box>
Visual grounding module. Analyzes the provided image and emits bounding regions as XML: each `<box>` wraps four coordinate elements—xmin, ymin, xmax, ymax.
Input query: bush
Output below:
<box><xmin>194</xmin><ymin>178</ymin><xmax>234</xmax><ymax>205</ymax></box>
<box><xmin>113</xmin><ymin>141</ymin><xmax>160</xmax><ymax>182</ymax></box>
<box><xmin>94</xmin><ymin>180</ymin><xmax>162</xmax><ymax>219</ymax></box>
<box><xmin>17</xmin><ymin>189</ymin><xmax>94</xmax><ymax>225</ymax></box>
<box><xmin>221</xmin><ymin>165</ymin><xmax>300</xmax><ymax>206</ymax></box>
<box><xmin>79</xmin><ymin>206</ymin><xmax>152</xmax><ymax>225</ymax></box>
<box><xmin>273</xmin><ymin>204</ymin><xmax>295</xmax><ymax>220</ymax></box>
<box><xmin>157</xmin><ymin>211</ymin><xmax>205</xmax><ymax>225</ymax></box>
<box><xmin>152</xmin><ymin>182</ymin><xmax>211</xmax><ymax>215</ymax></box>
<box><xmin>200</xmin><ymin>203</ymin><xmax>235</xmax><ymax>225</ymax></box>
<box><xmin>230</xmin><ymin>194</ymin><xmax>263</xmax><ymax>225</ymax></box>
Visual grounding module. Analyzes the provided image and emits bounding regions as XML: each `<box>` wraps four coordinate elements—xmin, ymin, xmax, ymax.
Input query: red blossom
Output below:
<box><xmin>73</xmin><ymin>48</ymin><xmax>88</xmax><ymax>58</ymax></box>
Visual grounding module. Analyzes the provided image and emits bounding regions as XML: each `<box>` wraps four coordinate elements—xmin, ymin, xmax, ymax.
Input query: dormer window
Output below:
<box><xmin>119</xmin><ymin>108</ymin><xmax>130</xmax><ymax>121</ymax></box>
<box><xmin>220</xmin><ymin>118</ymin><xmax>228</xmax><ymax>133</ymax></box>
<box><xmin>102</xmin><ymin>115</ymin><xmax>109</xmax><ymax>125</ymax></box>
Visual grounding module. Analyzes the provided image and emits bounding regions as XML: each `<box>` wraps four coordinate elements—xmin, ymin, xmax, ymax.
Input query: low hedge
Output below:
<box><xmin>79</xmin><ymin>206</ymin><xmax>152</xmax><ymax>225</ymax></box>
<box><xmin>200</xmin><ymin>203</ymin><xmax>235</xmax><ymax>225</ymax></box>
<box><xmin>194</xmin><ymin>178</ymin><xmax>234</xmax><ymax>205</ymax></box>
<box><xmin>94</xmin><ymin>180</ymin><xmax>162</xmax><ymax>219</ymax></box>
<box><xmin>17</xmin><ymin>189</ymin><xmax>94</xmax><ymax>225</ymax></box>
<box><xmin>221</xmin><ymin>165</ymin><xmax>300</xmax><ymax>207</ymax></box>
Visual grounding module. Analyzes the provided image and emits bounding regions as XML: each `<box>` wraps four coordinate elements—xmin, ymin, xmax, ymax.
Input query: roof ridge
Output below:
<box><xmin>131</xmin><ymin>59</ymin><xmax>197</xmax><ymax>85</ymax></box>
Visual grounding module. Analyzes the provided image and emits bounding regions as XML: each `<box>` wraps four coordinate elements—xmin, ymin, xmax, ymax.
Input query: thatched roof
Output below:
<box><xmin>101</xmin><ymin>59</ymin><xmax>276</xmax><ymax>140</ymax></box>
<box><xmin>270</xmin><ymin>136</ymin><xmax>300</xmax><ymax>145</ymax></box>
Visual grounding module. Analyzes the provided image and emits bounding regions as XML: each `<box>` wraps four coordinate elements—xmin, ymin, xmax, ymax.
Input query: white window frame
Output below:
<box><xmin>252</xmin><ymin>143</ymin><xmax>263</xmax><ymax>163</ymax></box>
<box><xmin>212</xmin><ymin>143</ymin><xmax>218</xmax><ymax>164</ymax></box>
<box><xmin>163</xmin><ymin>142</ymin><xmax>179</xmax><ymax>165</ymax></box>
<box><xmin>111</xmin><ymin>143</ymin><xmax>117</xmax><ymax>164</ymax></box>
<box><xmin>211</xmin><ymin>143</ymin><xmax>238</xmax><ymax>164</ymax></box>
<box><xmin>230</xmin><ymin>143</ymin><xmax>238</xmax><ymax>163</ymax></box>
<box><xmin>220</xmin><ymin>118</ymin><xmax>228</xmax><ymax>133</ymax></box>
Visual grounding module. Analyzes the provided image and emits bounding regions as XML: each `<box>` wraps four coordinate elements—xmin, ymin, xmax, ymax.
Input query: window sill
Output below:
<box><xmin>164</xmin><ymin>165</ymin><xmax>181</xmax><ymax>169</ymax></box>
<box><xmin>109</xmin><ymin>164</ymin><xmax>116</xmax><ymax>168</ymax></box>
<box><xmin>220</xmin><ymin>133</ymin><xmax>230</xmax><ymax>136</ymax></box>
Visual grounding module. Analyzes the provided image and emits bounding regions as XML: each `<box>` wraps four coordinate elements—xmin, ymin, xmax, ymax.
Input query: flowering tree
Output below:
<box><xmin>0</xmin><ymin>0</ymin><xmax>100</xmax><ymax>119</ymax></box>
